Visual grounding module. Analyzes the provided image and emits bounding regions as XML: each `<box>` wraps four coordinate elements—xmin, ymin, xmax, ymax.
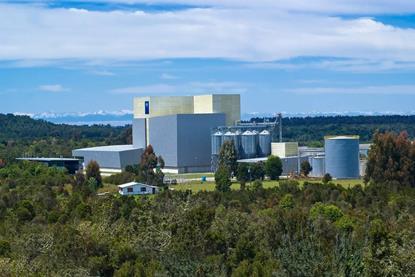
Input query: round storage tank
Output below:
<box><xmin>241</xmin><ymin>130</ymin><xmax>257</xmax><ymax>158</ymax></box>
<box><xmin>211</xmin><ymin>131</ymin><xmax>223</xmax><ymax>155</ymax></box>
<box><xmin>223</xmin><ymin>131</ymin><xmax>241</xmax><ymax>153</ymax></box>
<box><xmin>309</xmin><ymin>155</ymin><xmax>325</xmax><ymax>177</ymax></box>
<box><xmin>258</xmin><ymin>130</ymin><xmax>271</xmax><ymax>157</ymax></box>
<box><xmin>325</xmin><ymin>136</ymin><xmax>360</xmax><ymax>179</ymax></box>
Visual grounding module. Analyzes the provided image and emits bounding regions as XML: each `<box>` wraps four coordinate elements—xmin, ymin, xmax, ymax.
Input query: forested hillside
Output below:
<box><xmin>0</xmin><ymin>114</ymin><xmax>131</xmax><ymax>162</ymax></box>
<box><xmin>249</xmin><ymin>115</ymin><xmax>415</xmax><ymax>146</ymax></box>
<box><xmin>0</xmin><ymin>113</ymin><xmax>129</xmax><ymax>142</ymax></box>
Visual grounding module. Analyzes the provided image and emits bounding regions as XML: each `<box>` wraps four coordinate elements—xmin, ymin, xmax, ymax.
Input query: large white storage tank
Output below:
<box><xmin>325</xmin><ymin>136</ymin><xmax>360</xmax><ymax>179</ymax></box>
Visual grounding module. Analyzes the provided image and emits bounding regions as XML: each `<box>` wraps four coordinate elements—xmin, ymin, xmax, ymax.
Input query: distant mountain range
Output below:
<box><xmin>14</xmin><ymin>110</ymin><xmax>415</xmax><ymax>126</ymax></box>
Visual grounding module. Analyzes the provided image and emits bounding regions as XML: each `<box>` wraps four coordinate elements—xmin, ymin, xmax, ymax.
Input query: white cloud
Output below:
<box><xmin>287</xmin><ymin>85</ymin><xmax>415</xmax><ymax>95</ymax></box>
<box><xmin>1</xmin><ymin>3</ymin><xmax>415</xmax><ymax>65</ymax></box>
<box><xmin>95</xmin><ymin>0</ymin><xmax>415</xmax><ymax>15</ymax></box>
<box><xmin>160</xmin><ymin>73</ymin><xmax>178</xmax><ymax>80</ymax></box>
<box><xmin>89</xmin><ymin>70</ymin><xmax>116</xmax><ymax>76</ymax></box>
<box><xmin>111</xmin><ymin>84</ymin><xmax>177</xmax><ymax>94</ymax></box>
<box><xmin>38</xmin><ymin>84</ymin><xmax>69</xmax><ymax>92</ymax></box>
<box><xmin>111</xmin><ymin>81</ymin><xmax>248</xmax><ymax>94</ymax></box>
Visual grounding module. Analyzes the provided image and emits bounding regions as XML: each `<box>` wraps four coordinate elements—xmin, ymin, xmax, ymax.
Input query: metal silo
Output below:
<box><xmin>309</xmin><ymin>155</ymin><xmax>325</xmax><ymax>177</ymax></box>
<box><xmin>211</xmin><ymin>131</ymin><xmax>223</xmax><ymax>155</ymax></box>
<box><xmin>223</xmin><ymin>131</ymin><xmax>241</xmax><ymax>153</ymax></box>
<box><xmin>325</xmin><ymin>136</ymin><xmax>360</xmax><ymax>179</ymax></box>
<box><xmin>258</xmin><ymin>130</ymin><xmax>271</xmax><ymax>157</ymax></box>
<box><xmin>241</xmin><ymin>130</ymin><xmax>257</xmax><ymax>158</ymax></box>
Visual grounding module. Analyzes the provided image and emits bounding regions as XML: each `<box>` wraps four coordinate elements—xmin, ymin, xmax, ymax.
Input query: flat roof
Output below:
<box><xmin>73</xmin><ymin>145</ymin><xmax>141</xmax><ymax>152</ymax></box>
<box><xmin>17</xmin><ymin>157</ymin><xmax>80</xmax><ymax>162</ymax></box>
<box><xmin>325</xmin><ymin>135</ymin><xmax>360</xmax><ymax>140</ymax></box>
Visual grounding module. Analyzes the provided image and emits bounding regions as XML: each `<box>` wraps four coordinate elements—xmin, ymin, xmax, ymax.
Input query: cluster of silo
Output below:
<box><xmin>325</xmin><ymin>136</ymin><xmax>360</xmax><ymax>179</ymax></box>
<box><xmin>211</xmin><ymin>128</ymin><xmax>272</xmax><ymax>159</ymax></box>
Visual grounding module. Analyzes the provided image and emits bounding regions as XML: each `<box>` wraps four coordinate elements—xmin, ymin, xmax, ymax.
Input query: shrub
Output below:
<box><xmin>310</xmin><ymin>202</ymin><xmax>343</xmax><ymax>222</ymax></box>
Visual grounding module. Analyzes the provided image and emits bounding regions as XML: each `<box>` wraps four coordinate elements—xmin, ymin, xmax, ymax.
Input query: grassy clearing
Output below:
<box><xmin>172</xmin><ymin>178</ymin><xmax>364</xmax><ymax>193</ymax></box>
<box><xmin>164</xmin><ymin>172</ymin><xmax>214</xmax><ymax>180</ymax></box>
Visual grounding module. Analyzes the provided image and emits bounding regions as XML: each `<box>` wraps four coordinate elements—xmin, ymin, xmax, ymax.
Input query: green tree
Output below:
<box><xmin>322</xmin><ymin>173</ymin><xmax>332</xmax><ymax>184</ymax></box>
<box><xmin>140</xmin><ymin>145</ymin><xmax>165</xmax><ymax>187</ymax></box>
<box><xmin>215</xmin><ymin>166</ymin><xmax>232</xmax><ymax>192</ymax></box>
<box><xmin>300</xmin><ymin>160</ymin><xmax>312</xmax><ymax>177</ymax></box>
<box><xmin>251</xmin><ymin>162</ymin><xmax>265</xmax><ymax>180</ymax></box>
<box><xmin>365</xmin><ymin>132</ymin><xmax>415</xmax><ymax>187</ymax></box>
<box><xmin>86</xmin><ymin>160</ymin><xmax>102</xmax><ymax>188</ymax></box>
<box><xmin>218</xmin><ymin>141</ymin><xmax>238</xmax><ymax>176</ymax></box>
<box><xmin>265</xmin><ymin>155</ymin><xmax>283</xmax><ymax>180</ymax></box>
<box><xmin>236</xmin><ymin>163</ymin><xmax>250</xmax><ymax>190</ymax></box>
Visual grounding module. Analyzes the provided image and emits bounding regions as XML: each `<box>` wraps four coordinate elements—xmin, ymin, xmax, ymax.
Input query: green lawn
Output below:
<box><xmin>164</xmin><ymin>172</ymin><xmax>214</xmax><ymax>180</ymax></box>
<box><xmin>171</xmin><ymin>178</ymin><xmax>364</xmax><ymax>193</ymax></box>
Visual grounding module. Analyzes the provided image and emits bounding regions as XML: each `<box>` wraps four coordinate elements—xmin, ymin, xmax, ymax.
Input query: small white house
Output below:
<box><xmin>118</xmin><ymin>182</ymin><xmax>159</xmax><ymax>196</ymax></box>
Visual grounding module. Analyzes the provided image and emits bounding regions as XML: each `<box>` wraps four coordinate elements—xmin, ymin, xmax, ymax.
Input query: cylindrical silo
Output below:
<box><xmin>258</xmin><ymin>130</ymin><xmax>271</xmax><ymax>157</ymax></box>
<box><xmin>211</xmin><ymin>131</ymin><xmax>223</xmax><ymax>155</ymax></box>
<box><xmin>223</xmin><ymin>131</ymin><xmax>241</xmax><ymax>153</ymax></box>
<box><xmin>241</xmin><ymin>130</ymin><xmax>257</xmax><ymax>158</ymax></box>
<box><xmin>325</xmin><ymin>136</ymin><xmax>360</xmax><ymax>179</ymax></box>
<box><xmin>309</xmin><ymin>155</ymin><xmax>325</xmax><ymax>177</ymax></box>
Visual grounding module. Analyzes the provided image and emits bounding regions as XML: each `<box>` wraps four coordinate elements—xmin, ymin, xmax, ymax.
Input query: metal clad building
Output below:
<box><xmin>72</xmin><ymin>145</ymin><xmax>143</xmax><ymax>175</ymax></box>
<box><xmin>325</xmin><ymin>136</ymin><xmax>360</xmax><ymax>179</ymax></box>
<box><xmin>149</xmin><ymin>113</ymin><xmax>226</xmax><ymax>173</ymax></box>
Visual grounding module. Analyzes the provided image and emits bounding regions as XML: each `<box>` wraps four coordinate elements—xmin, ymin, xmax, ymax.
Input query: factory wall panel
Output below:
<box><xmin>148</xmin><ymin>115</ymin><xmax>179</xmax><ymax>167</ymax></box>
<box><xmin>120</xmin><ymin>148</ymin><xmax>144</xmax><ymax>169</ymax></box>
<box><xmin>72</xmin><ymin>147</ymin><xmax>142</xmax><ymax>170</ymax></box>
<box><xmin>177</xmin><ymin>113</ymin><xmax>226</xmax><ymax>169</ymax></box>
<box><xmin>134</xmin><ymin>96</ymin><xmax>194</xmax><ymax>119</ymax></box>
<box><xmin>149</xmin><ymin>113</ymin><xmax>225</xmax><ymax>173</ymax></box>
<box><xmin>194</xmin><ymin>94</ymin><xmax>240</xmax><ymax>126</ymax></box>
<box><xmin>72</xmin><ymin>149</ymin><xmax>121</xmax><ymax>169</ymax></box>
<box><xmin>271</xmin><ymin>142</ymin><xmax>298</xmax><ymax>158</ymax></box>
<box><xmin>133</xmin><ymin>118</ymin><xmax>146</xmax><ymax>148</ymax></box>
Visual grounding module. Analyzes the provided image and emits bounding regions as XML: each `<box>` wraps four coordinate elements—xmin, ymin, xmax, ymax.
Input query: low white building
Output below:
<box><xmin>118</xmin><ymin>182</ymin><xmax>159</xmax><ymax>196</ymax></box>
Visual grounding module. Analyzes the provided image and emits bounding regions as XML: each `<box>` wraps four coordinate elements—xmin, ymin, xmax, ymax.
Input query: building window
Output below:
<box><xmin>127</xmin><ymin>187</ymin><xmax>133</xmax><ymax>193</ymax></box>
<box><xmin>140</xmin><ymin>187</ymin><xmax>146</xmax><ymax>192</ymax></box>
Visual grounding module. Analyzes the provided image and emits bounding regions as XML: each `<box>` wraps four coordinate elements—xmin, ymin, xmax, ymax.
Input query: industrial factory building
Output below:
<box><xmin>73</xmin><ymin>94</ymin><xmax>240</xmax><ymax>174</ymax></box>
<box><xmin>72</xmin><ymin>145</ymin><xmax>143</xmax><ymax>176</ymax></box>
<box><xmin>72</xmin><ymin>92</ymin><xmax>368</xmax><ymax>179</ymax></box>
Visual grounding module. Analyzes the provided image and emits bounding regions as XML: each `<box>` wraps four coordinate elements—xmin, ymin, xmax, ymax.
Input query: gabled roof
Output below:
<box><xmin>118</xmin><ymin>182</ymin><xmax>158</xmax><ymax>189</ymax></box>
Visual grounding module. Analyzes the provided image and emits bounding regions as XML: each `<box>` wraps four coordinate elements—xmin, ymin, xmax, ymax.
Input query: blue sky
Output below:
<box><xmin>1</xmin><ymin>0</ymin><xmax>415</xmax><ymax>116</ymax></box>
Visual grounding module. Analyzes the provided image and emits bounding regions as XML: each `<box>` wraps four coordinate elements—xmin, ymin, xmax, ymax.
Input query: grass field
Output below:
<box><xmin>171</xmin><ymin>178</ymin><xmax>364</xmax><ymax>193</ymax></box>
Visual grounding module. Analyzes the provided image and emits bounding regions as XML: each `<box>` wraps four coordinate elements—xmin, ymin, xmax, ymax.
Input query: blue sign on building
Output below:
<box><xmin>145</xmin><ymin>101</ymin><xmax>150</xmax><ymax>114</ymax></box>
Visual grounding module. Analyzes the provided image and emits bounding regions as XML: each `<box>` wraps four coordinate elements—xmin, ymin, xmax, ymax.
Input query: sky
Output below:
<box><xmin>1</xmin><ymin>0</ymin><xmax>415</xmax><ymax>116</ymax></box>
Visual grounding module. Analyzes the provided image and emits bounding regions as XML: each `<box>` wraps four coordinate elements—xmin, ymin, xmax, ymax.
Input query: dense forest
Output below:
<box><xmin>0</xmin><ymin>162</ymin><xmax>414</xmax><ymax>275</ymax></box>
<box><xmin>0</xmin><ymin>114</ymin><xmax>131</xmax><ymax>162</ymax></box>
<box><xmin>249</xmin><ymin>115</ymin><xmax>415</xmax><ymax>146</ymax></box>
<box><xmin>0</xmin><ymin>114</ymin><xmax>415</xmax><ymax>275</ymax></box>
<box><xmin>2</xmin><ymin>113</ymin><xmax>415</xmax><ymax>163</ymax></box>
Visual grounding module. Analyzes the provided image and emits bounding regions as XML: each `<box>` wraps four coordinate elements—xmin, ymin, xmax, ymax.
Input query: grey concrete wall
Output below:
<box><xmin>149</xmin><ymin>113</ymin><xmax>226</xmax><ymax>172</ymax></box>
<box><xmin>177</xmin><ymin>113</ymin><xmax>225</xmax><ymax>169</ymax></box>
<box><xmin>72</xmin><ymin>148</ymin><xmax>142</xmax><ymax>170</ymax></box>
<box><xmin>120</xmin><ymin>148</ymin><xmax>143</xmax><ymax>169</ymax></box>
<box><xmin>149</xmin><ymin>115</ymin><xmax>178</xmax><ymax>167</ymax></box>
<box><xmin>133</xmin><ymin>118</ymin><xmax>146</xmax><ymax>148</ymax></box>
